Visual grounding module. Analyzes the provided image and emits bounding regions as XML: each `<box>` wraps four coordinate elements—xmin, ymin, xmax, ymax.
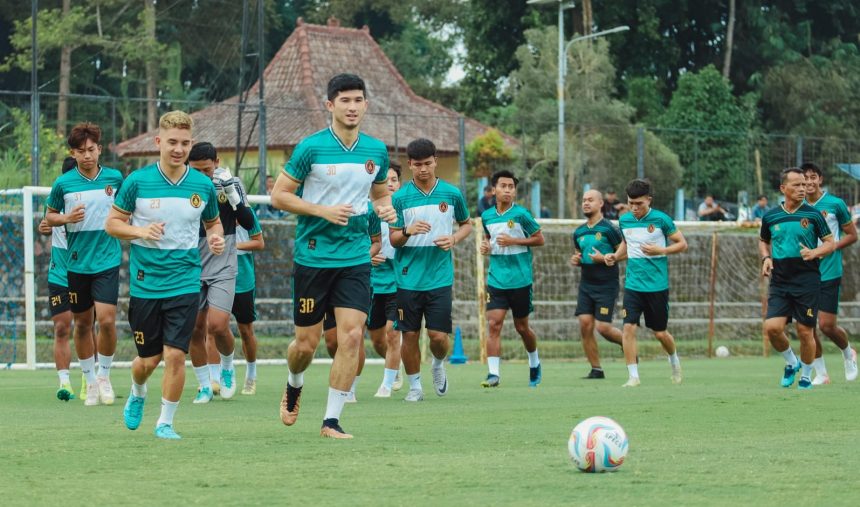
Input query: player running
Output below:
<box><xmin>478</xmin><ymin>170</ymin><xmax>544</xmax><ymax>388</ymax></box>
<box><xmin>571</xmin><ymin>189</ymin><xmax>624</xmax><ymax>379</ymax></box>
<box><xmin>616</xmin><ymin>179</ymin><xmax>687</xmax><ymax>387</ymax></box>
<box><xmin>234</xmin><ymin>213</ymin><xmax>265</xmax><ymax>394</ymax></box>
<box><xmin>46</xmin><ymin>122</ymin><xmax>123</xmax><ymax>406</ymax></box>
<box><xmin>107</xmin><ymin>111</ymin><xmax>225</xmax><ymax>439</ymax></box>
<box><xmin>186</xmin><ymin>142</ymin><xmax>256</xmax><ymax>403</ymax></box>
<box><xmin>271</xmin><ymin>74</ymin><xmax>396</xmax><ymax>439</ymax></box>
<box><xmin>800</xmin><ymin>163</ymin><xmax>858</xmax><ymax>384</ymax></box>
<box><xmin>390</xmin><ymin>138</ymin><xmax>472</xmax><ymax>402</ymax></box>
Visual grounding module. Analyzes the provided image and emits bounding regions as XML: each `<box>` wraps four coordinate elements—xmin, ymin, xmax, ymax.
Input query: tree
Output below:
<box><xmin>466</xmin><ymin>129</ymin><xmax>514</xmax><ymax>178</ymax></box>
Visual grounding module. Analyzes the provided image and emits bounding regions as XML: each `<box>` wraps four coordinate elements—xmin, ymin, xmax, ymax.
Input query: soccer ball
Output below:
<box><xmin>568</xmin><ymin>416</ymin><xmax>628</xmax><ymax>472</ymax></box>
<box><xmin>715</xmin><ymin>345</ymin><xmax>730</xmax><ymax>358</ymax></box>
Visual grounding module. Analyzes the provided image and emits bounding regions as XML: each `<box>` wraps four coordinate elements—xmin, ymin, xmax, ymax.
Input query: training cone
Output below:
<box><xmin>449</xmin><ymin>326</ymin><xmax>467</xmax><ymax>364</ymax></box>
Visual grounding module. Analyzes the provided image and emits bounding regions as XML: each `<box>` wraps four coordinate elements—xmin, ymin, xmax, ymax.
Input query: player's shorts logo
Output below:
<box><xmin>218</xmin><ymin>192</ymin><xmax>227</xmax><ymax>204</ymax></box>
<box><xmin>365</xmin><ymin>160</ymin><xmax>376</xmax><ymax>174</ymax></box>
<box><xmin>599</xmin><ymin>307</ymin><xmax>609</xmax><ymax>315</ymax></box>
<box><xmin>507</xmin><ymin>219</ymin><xmax>514</xmax><ymax>228</ymax></box>
<box><xmin>806</xmin><ymin>308</ymin><xmax>813</xmax><ymax>317</ymax></box>
<box><xmin>800</xmin><ymin>218</ymin><xmax>809</xmax><ymax>229</ymax></box>
<box><xmin>647</xmin><ymin>224</ymin><xmax>655</xmax><ymax>233</ymax></box>
<box><xmin>105</xmin><ymin>185</ymin><xmax>113</xmax><ymax>196</ymax></box>
<box><xmin>439</xmin><ymin>201</ymin><xmax>449</xmax><ymax>213</ymax></box>
<box><xmin>190</xmin><ymin>193</ymin><xmax>202</xmax><ymax>208</ymax></box>
<box><xmin>621</xmin><ymin>309</ymin><xmax>627</xmax><ymax>318</ymax></box>
<box><xmin>595</xmin><ymin>232</ymin><xmax>602</xmax><ymax>241</ymax></box>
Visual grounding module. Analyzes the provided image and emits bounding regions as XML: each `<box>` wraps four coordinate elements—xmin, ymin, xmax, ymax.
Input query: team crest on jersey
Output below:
<box><xmin>218</xmin><ymin>192</ymin><xmax>227</xmax><ymax>204</ymax></box>
<box><xmin>104</xmin><ymin>185</ymin><xmax>113</xmax><ymax>196</ymax></box>
<box><xmin>595</xmin><ymin>232</ymin><xmax>602</xmax><ymax>241</ymax></box>
<box><xmin>647</xmin><ymin>224</ymin><xmax>655</xmax><ymax>233</ymax></box>
<box><xmin>190</xmin><ymin>193</ymin><xmax>202</xmax><ymax>208</ymax></box>
<box><xmin>822</xmin><ymin>210</ymin><xmax>828</xmax><ymax>218</ymax></box>
<box><xmin>365</xmin><ymin>160</ymin><xmax>376</xmax><ymax>174</ymax></box>
<box><xmin>800</xmin><ymin>218</ymin><xmax>809</xmax><ymax>229</ymax></box>
<box><xmin>507</xmin><ymin>219</ymin><xmax>514</xmax><ymax>228</ymax></box>
<box><xmin>439</xmin><ymin>201</ymin><xmax>449</xmax><ymax>213</ymax></box>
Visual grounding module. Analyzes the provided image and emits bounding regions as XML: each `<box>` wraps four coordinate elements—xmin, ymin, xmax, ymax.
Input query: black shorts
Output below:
<box><xmin>128</xmin><ymin>293</ymin><xmax>199</xmax><ymax>357</ymax></box>
<box><xmin>397</xmin><ymin>286</ymin><xmax>453</xmax><ymax>334</ymax></box>
<box><xmin>623</xmin><ymin>289</ymin><xmax>669</xmax><ymax>332</ymax></box>
<box><xmin>231</xmin><ymin>289</ymin><xmax>257</xmax><ymax>325</ymax></box>
<box><xmin>368</xmin><ymin>292</ymin><xmax>398</xmax><ymax>330</ymax></box>
<box><xmin>767</xmin><ymin>284</ymin><xmax>818</xmax><ymax>327</ymax></box>
<box><xmin>575</xmin><ymin>283</ymin><xmax>619</xmax><ymax>323</ymax></box>
<box><xmin>486</xmin><ymin>285</ymin><xmax>533</xmax><ymax>319</ymax></box>
<box><xmin>67</xmin><ymin>266</ymin><xmax>119</xmax><ymax>313</ymax></box>
<box><xmin>292</xmin><ymin>263</ymin><xmax>371</xmax><ymax>327</ymax></box>
<box><xmin>48</xmin><ymin>283</ymin><xmax>70</xmax><ymax>317</ymax></box>
<box><xmin>818</xmin><ymin>278</ymin><xmax>841</xmax><ymax>315</ymax></box>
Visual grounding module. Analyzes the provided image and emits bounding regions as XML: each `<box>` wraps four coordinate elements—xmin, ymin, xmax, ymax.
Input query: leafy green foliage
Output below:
<box><xmin>466</xmin><ymin>129</ymin><xmax>514</xmax><ymax>177</ymax></box>
<box><xmin>0</xmin><ymin>109</ymin><xmax>67</xmax><ymax>188</ymax></box>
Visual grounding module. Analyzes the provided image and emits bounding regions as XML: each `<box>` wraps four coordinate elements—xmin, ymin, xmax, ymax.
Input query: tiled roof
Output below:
<box><xmin>114</xmin><ymin>18</ymin><xmax>516</xmax><ymax>157</ymax></box>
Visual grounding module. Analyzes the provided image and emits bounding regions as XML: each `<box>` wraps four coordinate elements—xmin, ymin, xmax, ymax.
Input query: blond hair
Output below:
<box><xmin>159</xmin><ymin>110</ymin><xmax>193</xmax><ymax>131</ymax></box>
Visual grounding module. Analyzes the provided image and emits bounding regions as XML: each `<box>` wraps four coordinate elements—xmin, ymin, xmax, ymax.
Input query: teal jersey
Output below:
<box><xmin>481</xmin><ymin>204</ymin><xmax>541</xmax><ymax>290</ymax></box>
<box><xmin>573</xmin><ymin>218</ymin><xmax>623</xmax><ymax>287</ymax></box>
<box><xmin>619</xmin><ymin>208</ymin><xmax>677</xmax><ymax>292</ymax></box>
<box><xmin>236</xmin><ymin>212</ymin><xmax>263</xmax><ymax>294</ymax></box>
<box><xmin>113</xmin><ymin>163</ymin><xmax>220</xmax><ymax>299</ymax></box>
<box><xmin>808</xmin><ymin>192</ymin><xmax>852</xmax><ymax>281</ymax></box>
<box><xmin>46</xmin><ymin>166</ymin><xmax>123</xmax><ymax>274</ymax></box>
<box><xmin>47</xmin><ymin>206</ymin><xmax>69</xmax><ymax>287</ymax></box>
<box><xmin>368</xmin><ymin>202</ymin><xmax>397</xmax><ymax>294</ymax></box>
<box><xmin>393</xmin><ymin>179</ymin><xmax>469</xmax><ymax>291</ymax></box>
<box><xmin>283</xmin><ymin>128</ymin><xmax>389</xmax><ymax>268</ymax></box>
<box><xmin>760</xmin><ymin>203</ymin><xmax>831</xmax><ymax>289</ymax></box>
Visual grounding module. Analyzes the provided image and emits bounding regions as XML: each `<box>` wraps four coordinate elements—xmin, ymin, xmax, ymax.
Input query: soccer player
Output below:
<box><xmin>478</xmin><ymin>169</ymin><xmax>544</xmax><ymax>387</ymax></box>
<box><xmin>390</xmin><ymin>138</ymin><xmax>472</xmax><ymax>402</ymax></box>
<box><xmin>760</xmin><ymin>167</ymin><xmax>834</xmax><ymax>389</ymax></box>
<box><xmin>270</xmin><ymin>74</ymin><xmax>395</xmax><ymax>439</ymax></box>
<box><xmin>46</xmin><ymin>122</ymin><xmax>123</xmax><ymax>406</ymax></box>
<box><xmin>234</xmin><ymin>214</ymin><xmax>265</xmax><ymax>394</ymax></box>
<box><xmin>107</xmin><ymin>110</ymin><xmax>224</xmax><ymax>439</ymax></box>
<box><xmin>40</xmin><ymin>157</ymin><xmax>77</xmax><ymax>400</ymax></box>
<box><xmin>570</xmin><ymin>189</ymin><xmax>624</xmax><ymax>379</ymax></box>
<box><xmin>187</xmin><ymin>142</ymin><xmax>256</xmax><ymax>403</ymax></box>
<box><xmin>801</xmin><ymin>163</ymin><xmax>857</xmax><ymax>384</ymax></box>
<box><xmin>616</xmin><ymin>179</ymin><xmax>687</xmax><ymax>387</ymax></box>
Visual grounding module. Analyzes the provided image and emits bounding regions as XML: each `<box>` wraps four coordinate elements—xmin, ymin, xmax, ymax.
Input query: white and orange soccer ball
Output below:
<box><xmin>568</xmin><ymin>416</ymin><xmax>629</xmax><ymax>472</ymax></box>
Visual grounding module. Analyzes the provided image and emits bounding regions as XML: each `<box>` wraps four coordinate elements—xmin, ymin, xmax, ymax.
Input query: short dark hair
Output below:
<box><xmin>781</xmin><ymin>167</ymin><xmax>804</xmax><ymax>183</ymax></box>
<box><xmin>406</xmin><ymin>138</ymin><xmax>436</xmax><ymax>160</ymax></box>
<box><xmin>625</xmin><ymin>179</ymin><xmax>652</xmax><ymax>199</ymax></box>
<box><xmin>757</xmin><ymin>195</ymin><xmax>768</xmax><ymax>201</ymax></box>
<box><xmin>800</xmin><ymin>162</ymin><xmax>822</xmax><ymax>177</ymax></box>
<box><xmin>388</xmin><ymin>160</ymin><xmax>402</xmax><ymax>180</ymax></box>
<box><xmin>606</xmin><ymin>188</ymin><xmax>616</xmax><ymax>194</ymax></box>
<box><xmin>491</xmin><ymin>170</ymin><xmax>519</xmax><ymax>187</ymax></box>
<box><xmin>327</xmin><ymin>73</ymin><xmax>366</xmax><ymax>101</ymax></box>
<box><xmin>188</xmin><ymin>142</ymin><xmax>217</xmax><ymax>162</ymax></box>
<box><xmin>266</xmin><ymin>175</ymin><xmax>275</xmax><ymax>181</ymax></box>
<box><xmin>61</xmin><ymin>156</ymin><xmax>77</xmax><ymax>174</ymax></box>
<box><xmin>67</xmin><ymin>122</ymin><xmax>101</xmax><ymax>149</ymax></box>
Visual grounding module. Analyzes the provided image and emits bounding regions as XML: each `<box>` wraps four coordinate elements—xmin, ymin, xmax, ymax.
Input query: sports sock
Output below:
<box><xmin>527</xmin><ymin>350</ymin><xmax>540</xmax><ymax>368</ymax></box>
<box><xmin>208</xmin><ymin>364</ymin><xmax>221</xmax><ymax>383</ymax></box>
<box><xmin>131</xmin><ymin>381</ymin><xmax>147</xmax><ymax>398</ymax></box>
<box><xmin>407</xmin><ymin>373</ymin><xmax>421</xmax><ymax>391</ymax></box>
<box><xmin>194</xmin><ymin>365</ymin><xmax>211</xmax><ymax>389</ymax></box>
<box><xmin>431</xmin><ymin>356</ymin><xmax>445</xmax><ymax>369</ymax></box>
<box><xmin>627</xmin><ymin>364</ymin><xmax>639</xmax><ymax>379</ymax></box>
<box><xmin>288</xmin><ymin>368</ymin><xmax>304</xmax><ymax>389</ymax></box>
<box><xmin>246</xmin><ymin>361</ymin><xmax>257</xmax><ymax>380</ymax></box>
<box><xmin>668</xmin><ymin>352</ymin><xmax>680</xmax><ymax>366</ymax></box>
<box><xmin>382</xmin><ymin>368</ymin><xmax>397</xmax><ymax>389</ymax></box>
<box><xmin>96</xmin><ymin>353</ymin><xmax>113</xmax><ymax>379</ymax></box>
<box><xmin>592</xmin><ymin>367</ymin><xmax>604</xmax><ymax>372</ymax></box>
<box><xmin>800</xmin><ymin>362</ymin><xmax>813</xmax><ymax>380</ymax></box>
<box><xmin>350</xmin><ymin>375</ymin><xmax>361</xmax><ymax>394</ymax></box>
<box><xmin>488</xmin><ymin>356</ymin><xmax>500</xmax><ymax>376</ymax></box>
<box><xmin>58</xmin><ymin>369</ymin><xmax>70</xmax><ymax>385</ymax></box>
<box><xmin>157</xmin><ymin>398</ymin><xmax>179</xmax><ymax>426</ymax></box>
<box><xmin>842</xmin><ymin>345</ymin><xmax>854</xmax><ymax>360</ymax></box>
<box><xmin>324</xmin><ymin>387</ymin><xmax>349</xmax><ymax>420</ymax></box>
<box><xmin>780</xmin><ymin>348</ymin><xmax>799</xmax><ymax>367</ymax></box>
<box><xmin>220</xmin><ymin>352</ymin><xmax>234</xmax><ymax>371</ymax></box>
<box><xmin>812</xmin><ymin>357</ymin><xmax>827</xmax><ymax>376</ymax></box>
<box><xmin>80</xmin><ymin>356</ymin><xmax>97</xmax><ymax>385</ymax></box>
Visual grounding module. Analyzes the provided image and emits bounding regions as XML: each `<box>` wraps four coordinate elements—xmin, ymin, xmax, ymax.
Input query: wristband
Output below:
<box><xmin>403</xmin><ymin>228</ymin><xmax>411</xmax><ymax>238</ymax></box>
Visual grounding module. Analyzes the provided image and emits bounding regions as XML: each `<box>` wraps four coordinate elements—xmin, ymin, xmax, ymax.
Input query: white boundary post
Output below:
<box><xmin>23</xmin><ymin>186</ymin><xmax>37</xmax><ymax>370</ymax></box>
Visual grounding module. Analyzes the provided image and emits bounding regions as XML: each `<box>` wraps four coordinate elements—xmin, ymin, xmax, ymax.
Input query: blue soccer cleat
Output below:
<box><xmin>529</xmin><ymin>364</ymin><xmax>542</xmax><ymax>387</ymax></box>
<box><xmin>124</xmin><ymin>394</ymin><xmax>145</xmax><ymax>430</ymax></box>
<box><xmin>781</xmin><ymin>362</ymin><xmax>801</xmax><ymax>388</ymax></box>
<box><xmin>154</xmin><ymin>423</ymin><xmax>181</xmax><ymax>440</ymax></box>
<box><xmin>798</xmin><ymin>377</ymin><xmax>813</xmax><ymax>390</ymax></box>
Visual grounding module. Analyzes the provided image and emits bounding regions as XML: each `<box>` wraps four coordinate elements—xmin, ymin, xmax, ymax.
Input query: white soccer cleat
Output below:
<box><xmin>845</xmin><ymin>349</ymin><xmax>858</xmax><ymax>382</ymax></box>
<box><xmin>432</xmin><ymin>366</ymin><xmax>448</xmax><ymax>397</ymax></box>
<box><xmin>404</xmin><ymin>388</ymin><xmax>424</xmax><ymax>402</ymax></box>
<box><xmin>345</xmin><ymin>391</ymin><xmax>357</xmax><ymax>404</ymax></box>
<box><xmin>392</xmin><ymin>370</ymin><xmax>403</xmax><ymax>391</ymax></box>
<box><xmin>85</xmin><ymin>382</ymin><xmax>100</xmax><ymax>405</ymax></box>
<box><xmin>97</xmin><ymin>377</ymin><xmax>115</xmax><ymax>405</ymax></box>
<box><xmin>811</xmin><ymin>374</ymin><xmax>831</xmax><ymax>386</ymax></box>
<box><xmin>622</xmin><ymin>377</ymin><xmax>641</xmax><ymax>388</ymax></box>
<box><xmin>374</xmin><ymin>385</ymin><xmax>392</xmax><ymax>398</ymax></box>
<box><xmin>671</xmin><ymin>365</ymin><xmax>683</xmax><ymax>385</ymax></box>
<box><xmin>219</xmin><ymin>369</ymin><xmax>236</xmax><ymax>399</ymax></box>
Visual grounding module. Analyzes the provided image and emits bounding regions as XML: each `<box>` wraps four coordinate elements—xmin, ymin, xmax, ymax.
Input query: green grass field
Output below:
<box><xmin>1</xmin><ymin>356</ymin><xmax>858</xmax><ymax>506</ymax></box>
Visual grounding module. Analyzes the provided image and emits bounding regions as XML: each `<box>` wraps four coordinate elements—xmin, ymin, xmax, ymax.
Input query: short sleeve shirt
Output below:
<box><xmin>573</xmin><ymin>218</ymin><xmax>623</xmax><ymax>287</ymax></box>
<box><xmin>235</xmin><ymin>213</ymin><xmax>263</xmax><ymax>294</ymax></box>
<box><xmin>808</xmin><ymin>192</ymin><xmax>852</xmax><ymax>281</ymax></box>
<box><xmin>619</xmin><ymin>208</ymin><xmax>677</xmax><ymax>292</ymax></box>
<box><xmin>481</xmin><ymin>204</ymin><xmax>541</xmax><ymax>290</ymax></box>
<box><xmin>46</xmin><ymin>205</ymin><xmax>68</xmax><ymax>287</ymax></box>
<box><xmin>368</xmin><ymin>203</ymin><xmax>397</xmax><ymax>295</ymax></box>
<box><xmin>760</xmin><ymin>203</ymin><xmax>832</xmax><ymax>289</ymax></box>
